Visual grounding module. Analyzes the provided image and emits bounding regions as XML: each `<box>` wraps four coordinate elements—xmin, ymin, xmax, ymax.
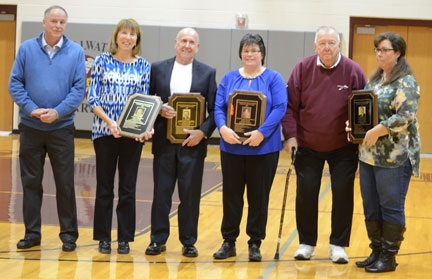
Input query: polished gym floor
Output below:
<box><xmin>0</xmin><ymin>134</ymin><xmax>431</xmax><ymax>278</ymax></box>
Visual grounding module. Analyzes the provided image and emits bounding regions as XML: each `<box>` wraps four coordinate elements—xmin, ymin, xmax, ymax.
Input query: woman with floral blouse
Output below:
<box><xmin>354</xmin><ymin>32</ymin><xmax>420</xmax><ymax>273</ymax></box>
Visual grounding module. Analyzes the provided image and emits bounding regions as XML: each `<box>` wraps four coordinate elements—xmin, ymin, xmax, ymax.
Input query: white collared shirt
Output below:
<box><xmin>42</xmin><ymin>33</ymin><xmax>63</xmax><ymax>59</ymax></box>
<box><xmin>316</xmin><ymin>53</ymin><xmax>341</xmax><ymax>69</ymax></box>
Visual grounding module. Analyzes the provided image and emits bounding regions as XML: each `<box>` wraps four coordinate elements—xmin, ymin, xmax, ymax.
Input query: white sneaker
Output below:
<box><xmin>329</xmin><ymin>244</ymin><xmax>349</xmax><ymax>264</ymax></box>
<box><xmin>294</xmin><ymin>244</ymin><xmax>315</xmax><ymax>260</ymax></box>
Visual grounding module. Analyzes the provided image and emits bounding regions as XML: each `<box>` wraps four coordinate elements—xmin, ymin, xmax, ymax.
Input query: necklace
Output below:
<box><xmin>240</xmin><ymin>67</ymin><xmax>265</xmax><ymax>79</ymax></box>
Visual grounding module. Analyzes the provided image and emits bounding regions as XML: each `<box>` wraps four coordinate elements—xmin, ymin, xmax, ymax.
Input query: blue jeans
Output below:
<box><xmin>359</xmin><ymin>160</ymin><xmax>412</xmax><ymax>226</ymax></box>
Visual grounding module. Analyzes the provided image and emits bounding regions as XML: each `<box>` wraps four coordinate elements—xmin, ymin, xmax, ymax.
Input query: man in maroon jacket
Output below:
<box><xmin>281</xmin><ymin>26</ymin><xmax>366</xmax><ymax>264</ymax></box>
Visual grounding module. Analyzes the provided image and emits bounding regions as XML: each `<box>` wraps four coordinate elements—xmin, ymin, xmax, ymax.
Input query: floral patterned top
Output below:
<box><xmin>87</xmin><ymin>52</ymin><xmax>151</xmax><ymax>140</ymax></box>
<box><xmin>359</xmin><ymin>74</ymin><xmax>420</xmax><ymax>176</ymax></box>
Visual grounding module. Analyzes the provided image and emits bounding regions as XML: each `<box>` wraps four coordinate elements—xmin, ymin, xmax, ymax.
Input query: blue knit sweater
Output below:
<box><xmin>215</xmin><ymin>68</ymin><xmax>287</xmax><ymax>155</ymax></box>
<box><xmin>8</xmin><ymin>33</ymin><xmax>86</xmax><ymax>131</ymax></box>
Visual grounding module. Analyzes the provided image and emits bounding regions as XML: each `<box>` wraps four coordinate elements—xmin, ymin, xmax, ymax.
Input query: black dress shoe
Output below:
<box><xmin>182</xmin><ymin>245</ymin><xmax>198</xmax><ymax>257</ymax></box>
<box><xmin>249</xmin><ymin>244</ymin><xmax>262</xmax><ymax>262</ymax></box>
<box><xmin>17</xmin><ymin>238</ymin><xmax>41</xmax><ymax>249</ymax></box>
<box><xmin>145</xmin><ymin>242</ymin><xmax>166</xmax><ymax>255</ymax></box>
<box><xmin>118</xmin><ymin>242</ymin><xmax>130</xmax><ymax>254</ymax></box>
<box><xmin>213</xmin><ymin>242</ymin><xmax>236</xmax><ymax>259</ymax></box>
<box><xmin>98</xmin><ymin>241</ymin><xmax>111</xmax><ymax>254</ymax></box>
<box><xmin>62</xmin><ymin>242</ymin><xmax>77</xmax><ymax>252</ymax></box>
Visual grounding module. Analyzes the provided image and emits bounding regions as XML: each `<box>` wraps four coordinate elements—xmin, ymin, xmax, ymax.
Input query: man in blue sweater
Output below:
<box><xmin>8</xmin><ymin>5</ymin><xmax>86</xmax><ymax>252</ymax></box>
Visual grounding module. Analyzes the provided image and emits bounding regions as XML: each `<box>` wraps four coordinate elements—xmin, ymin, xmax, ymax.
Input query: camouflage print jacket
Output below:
<box><xmin>359</xmin><ymin>74</ymin><xmax>421</xmax><ymax>177</ymax></box>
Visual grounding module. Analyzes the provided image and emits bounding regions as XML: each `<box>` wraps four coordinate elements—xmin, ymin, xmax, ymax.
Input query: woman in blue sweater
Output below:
<box><xmin>213</xmin><ymin>33</ymin><xmax>287</xmax><ymax>262</ymax></box>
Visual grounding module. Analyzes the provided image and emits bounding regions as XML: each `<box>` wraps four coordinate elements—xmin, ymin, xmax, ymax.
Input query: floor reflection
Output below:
<box><xmin>1</xmin><ymin>153</ymin><xmax>221</xmax><ymax>230</ymax></box>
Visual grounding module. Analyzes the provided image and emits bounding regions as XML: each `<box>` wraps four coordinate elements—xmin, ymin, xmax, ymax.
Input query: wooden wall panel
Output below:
<box><xmin>407</xmin><ymin>26</ymin><xmax>432</xmax><ymax>153</ymax></box>
<box><xmin>352</xmin><ymin>21</ymin><xmax>431</xmax><ymax>153</ymax></box>
<box><xmin>0</xmin><ymin>20</ymin><xmax>16</xmax><ymax>131</ymax></box>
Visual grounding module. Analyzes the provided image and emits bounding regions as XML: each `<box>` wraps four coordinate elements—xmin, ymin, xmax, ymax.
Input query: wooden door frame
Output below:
<box><xmin>348</xmin><ymin>17</ymin><xmax>432</xmax><ymax>59</ymax></box>
<box><xmin>0</xmin><ymin>5</ymin><xmax>17</xmax><ymax>132</ymax></box>
<box><xmin>0</xmin><ymin>4</ymin><xmax>16</xmax><ymax>15</ymax></box>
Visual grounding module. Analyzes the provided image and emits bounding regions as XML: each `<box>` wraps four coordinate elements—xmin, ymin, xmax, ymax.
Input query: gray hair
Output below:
<box><xmin>44</xmin><ymin>5</ymin><xmax>68</xmax><ymax>20</ymax></box>
<box><xmin>314</xmin><ymin>26</ymin><xmax>340</xmax><ymax>42</ymax></box>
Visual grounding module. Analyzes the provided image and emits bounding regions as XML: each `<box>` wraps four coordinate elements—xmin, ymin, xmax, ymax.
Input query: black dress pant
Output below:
<box><xmin>295</xmin><ymin>144</ymin><xmax>358</xmax><ymax>247</ymax></box>
<box><xmin>19</xmin><ymin>123</ymin><xmax>78</xmax><ymax>243</ymax></box>
<box><xmin>219</xmin><ymin>151</ymin><xmax>279</xmax><ymax>246</ymax></box>
<box><xmin>93</xmin><ymin>136</ymin><xmax>143</xmax><ymax>242</ymax></box>
<box><xmin>150</xmin><ymin>144</ymin><xmax>205</xmax><ymax>246</ymax></box>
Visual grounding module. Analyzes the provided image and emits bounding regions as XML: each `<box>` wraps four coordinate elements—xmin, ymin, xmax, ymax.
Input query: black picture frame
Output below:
<box><xmin>227</xmin><ymin>90</ymin><xmax>266</xmax><ymax>140</ymax></box>
<box><xmin>117</xmin><ymin>93</ymin><xmax>162</xmax><ymax>139</ymax></box>
<box><xmin>348</xmin><ymin>89</ymin><xmax>378</xmax><ymax>143</ymax></box>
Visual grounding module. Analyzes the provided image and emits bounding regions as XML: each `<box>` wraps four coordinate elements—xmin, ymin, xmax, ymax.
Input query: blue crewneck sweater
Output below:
<box><xmin>9</xmin><ymin>33</ymin><xmax>86</xmax><ymax>131</ymax></box>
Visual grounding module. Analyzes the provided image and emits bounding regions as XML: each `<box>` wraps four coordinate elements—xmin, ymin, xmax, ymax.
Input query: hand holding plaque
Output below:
<box><xmin>348</xmin><ymin>89</ymin><xmax>378</xmax><ymax>143</ymax></box>
<box><xmin>167</xmin><ymin>93</ymin><xmax>205</xmax><ymax>143</ymax></box>
<box><xmin>117</xmin><ymin>93</ymin><xmax>162</xmax><ymax>139</ymax></box>
<box><xmin>227</xmin><ymin>90</ymin><xmax>266</xmax><ymax>141</ymax></box>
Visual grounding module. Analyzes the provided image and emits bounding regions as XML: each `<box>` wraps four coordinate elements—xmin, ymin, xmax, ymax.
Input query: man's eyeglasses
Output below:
<box><xmin>374</xmin><ymin>48</ymin><xmax>394</xmax><ymax>54</ymax></box>
<box><xmin>316</xmin><ymin>41</ymin><xmax>338</xmax><ymax>49</ymax></box>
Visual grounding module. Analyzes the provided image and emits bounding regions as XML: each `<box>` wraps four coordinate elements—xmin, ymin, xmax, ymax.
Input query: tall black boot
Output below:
<box><xmin>356</xmin><ymin>220</ymin><xmax>381</xmax><ymax>267</ymax></box>
<box><xmin>365</xmin><ymin>222</ymin><xmax>405</xmax><ymax>273</ymax></box>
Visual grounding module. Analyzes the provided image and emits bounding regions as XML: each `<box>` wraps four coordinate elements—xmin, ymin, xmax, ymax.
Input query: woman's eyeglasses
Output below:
<box><xmin>241</xmin><ymin>50</ymin><xmax>261</xmax><ymax>55</ymax></box>
<box><xmin>374</xmin><ymin>48</ymin><xmax>394</xmax><ymax>54</ymax></box>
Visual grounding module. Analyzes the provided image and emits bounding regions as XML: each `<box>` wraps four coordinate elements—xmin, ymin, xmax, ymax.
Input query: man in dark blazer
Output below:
<box><xmin>145</xmin><ymin>28</ymin><xmax>217</xmax><ymax>257</ymax></box>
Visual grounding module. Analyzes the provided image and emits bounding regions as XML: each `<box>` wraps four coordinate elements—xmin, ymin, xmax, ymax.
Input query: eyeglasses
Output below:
<box><xmin>316</xmin><ymin>41</ymin><xmax>338</xmax><ymax>49</ymax></box>
<box><xmin>374</xmin><ymin>48</ymin><xmax>394</xmax><ymax>54</ymax></box>
<box><xmin>242</xmin><ymin>50</ymin><xmax>261</xmax><ymax>55</ymax></box>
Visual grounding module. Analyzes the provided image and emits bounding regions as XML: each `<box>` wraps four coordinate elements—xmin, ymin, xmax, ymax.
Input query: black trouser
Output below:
<box><xmin>295</xmin><ymin>144</ymin><xmax>358</xmax><ymax>247</ymax></box>
<box><xmin>150</xmin><ymin>144</ymin><xmax>205</xmax><ymax>246</ymax></box>
<box><xmin>93</xmin><ymin>136</ymin><xmax>143</xmax><ymax>242</ymax></box>
<box><xmin>19</xmin><ymin>123</ymin><xmax>78</xmax><ymax>243</ymax></box>
<box><xmin>219</xmin><ymin>151</ymin><xmax>279</xmax><ymax>246</ymax></box>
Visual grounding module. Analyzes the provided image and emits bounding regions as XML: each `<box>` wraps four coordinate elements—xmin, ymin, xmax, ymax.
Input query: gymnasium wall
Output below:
<box><xmin>21</xmin><ymin>22</ymin><xmax>316</xmax><ymax>132</ymax></box>
<box><xmin>6</xmin><ymin>0</ymin><xmax>432</xmax><ymax>133</ymax></box>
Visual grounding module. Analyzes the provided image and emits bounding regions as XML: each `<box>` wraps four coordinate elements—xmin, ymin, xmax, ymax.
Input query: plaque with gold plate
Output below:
<box><xmin>167</xmin><ymin>93</ymin><xmax>205</xmax><ymax>143</ymax></box>
<box><xmin>348</xmin><ymin>89</ymin><xmax>378</xmax><ymax>143</ymax></box>
<box><xmin>117</xmin><ymin>93</ymin><xmax>162</xmax><ymax>139</ymax></box>
<box><xmin>227</xmin><ymin>90</ymin><xmax>266</xmax><ymax>141</ymax></box>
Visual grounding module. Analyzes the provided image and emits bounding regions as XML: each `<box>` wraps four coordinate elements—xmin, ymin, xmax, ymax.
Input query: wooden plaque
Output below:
<box><xmin>117</xmin><ymin>93</ymin><xmax>162</xmax><ymax>139</ymax></box>
<box><xmin>227</xmin><ymin>90</ymin><xmax>266</xmax><ymax>140</ymax></box>
<box><xmin>167</xmin><ymin>93</ymin><xmax>205</xmax><ymax>143</ymax></box>
<box><xmin>348</xmin><ymin>89</ymin><xmax>378</xmax><ymax>143</ymax></box>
